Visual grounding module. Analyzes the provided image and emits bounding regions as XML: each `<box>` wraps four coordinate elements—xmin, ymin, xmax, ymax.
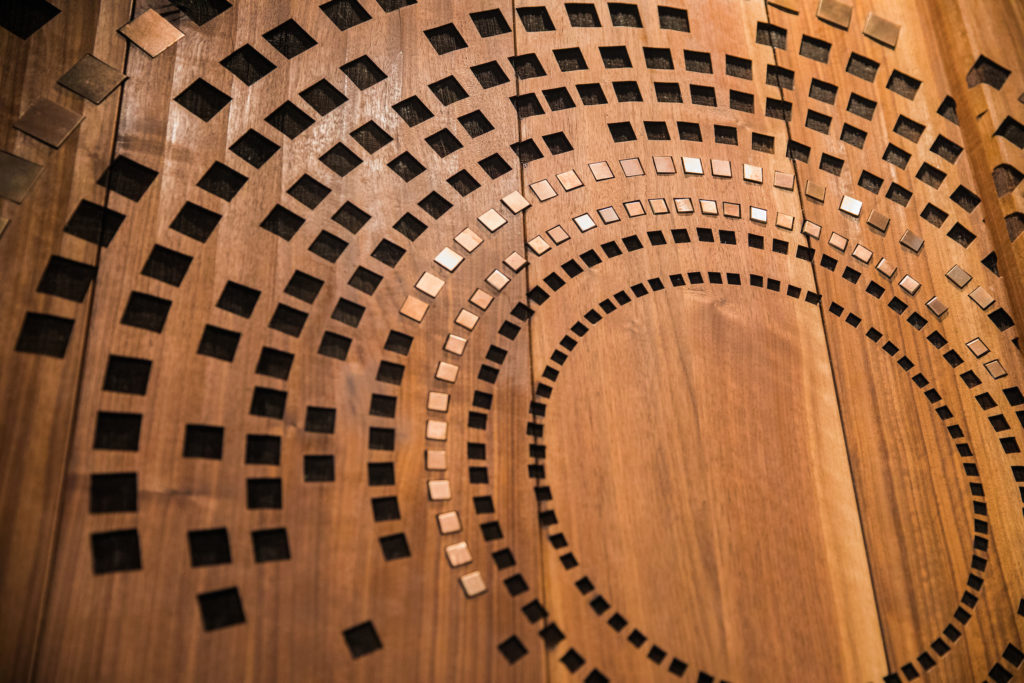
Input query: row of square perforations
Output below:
<box><xmin>984</xmin><ymin>643</ymin><xmax>1024</xmax><ymax>683</ymax></box>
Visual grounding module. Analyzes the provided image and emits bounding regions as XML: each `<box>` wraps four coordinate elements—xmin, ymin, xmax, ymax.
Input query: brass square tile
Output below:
<box><xmin>945</xmin><ymin>265</ymin><xmax>972</xmax><ymax>288</ymax></box>
<box><xmin>898</xmin><ymin>275</ymin><xmax>920</xmax><ymax>295</ymax></box>
<box><xmin>864</xmin><ymin>12</ymin><xmax>900</xmax><ymax>48</ymax></box>
<box><xmin>446</xmin><ymin>541</ymin><xmax>472</xmax><ymax>567</ymax></box>
<box><xmin>806</xmin><ymin>181</ymin><xmax>826</xmax><ymax>202</ymax></box>
<box><xmin>504</xmin><ymin>251</ymin><xmax>527</xmax><ymax>271</ymax></box>
<box><xmin>119</xmin><ymin>9</ymin><xmax>184</xmax><ymax>57</ymax></box>
<box><xmin>436</xmin><ymin>362</ymin><xmax>459</xmax><ymax>382</ymax></box>
<box><xmin>460</xmin><ymin>571</ymin><xmax>486</xmax><ymax>597</ymax></box>
<box><xmin>455</xmin><ymin>228</ymin><xmax>483</xmax><ymax>252</ymax></box>
<box><xmin>435</xmin><ymin>247</ymin><xmax>464</xmax><ymax>272</ymax></box>
<box><xmin>674</xmin><ymin>197</ymin><xmax>694</xmax><ymax>214</ymax></box>
<box><xmin>58</xmin><ymin>54</ymin><xmax>127</xmax><ymax>104</ymax></box>
<box><xmin>437</xmin><ymin>511</ymin><xmax>461</xmax><ymax>534</ymax></box>
<box><xmin>817</xmin><ymin>0</ymin><xmax>853</xmax><ymax>28</ymax></box>
<box><xmin>478</xmin><ymin>209</ymin><xmax>506</xmax><ymax>232</ymax></box>
<box><xmin>802</xmin><ymin>220</ymin><xmax>822</xmax><ymax>239</ymax></box>
<box><xmin>426</xmin><ymin>449</ymin><xmax>447</xmax><ymax>470</ymax></box>
<box><xmin>620</xmin><ymin>157</ymin><xmax>643</xmax><ymax>176</ymax></box>
<box><xmin>547</xmin><ymin>225</ymin><xmax>570</xmax><ymax>243</ymax></box>
<box><xmin>899</xmin><ymin>230</ymin><xmax>924</xmax><ymax>253</ymax></box>
<box><xmin>774</xmin><ymin>171</ymin><xmax>794</xmax><ymax>190</ymax></box>
<box><xmin>867</xmin><ymin>210</ymin><xmax>889</xmax><ymax>233</ymax></box>
<box><xmin>14</xmin><ymin>99</ymin><xmax>84</xmax><ymax>148</ymax></box>
<box><xmin>624</xmin><ymin>200</ymin><xmax>645</xmax><ymax>217</ymax></box>
<box><xmin>589</xmin><ymin>161</ymin><xmax>613</xmax><ymax>180</ymax></box>
<box><xmin>427</xmin><ymin>392</ymin><xmax>449</xmax><ymax>412</ymax></box>
<box><xmin>653</xmin><ymin>155</ymin><xmax>675</xmax><ymax>174</ymax></box>
<box><xmin>0</xmin><ymin>151</ymin><xmax>44</xmax><ymax>203</ymax></box>
<box><xmin>649</xmin><ymin>198</ymin><xmax>669</xmax><ymax>214</ymax></box>
<box><xmin>926</xmin><ymin>297</ymin><xmax>948</xmax><ymax>317</ymax></box>
<box><xmin>415</xmin><ymin>272</ymin><xmax>445</xmax><ymax>298</ymax></box>
<box><xmin>723</xmin><ymin>202</ymin><xmax>740</xmax><ymax>218</ymax></box>
<box><xmin>876</xmin><ymin>258</ymin><xmax>896</xmax><ymax>279</ymax></box>
<box><xmin>682</xmin><ymin>156</ymin><xmax>703</xmax><ymax>174</ymax></box>
<box><xmin>556</xmin><ymin>170</ymin><xmax>582</xmax><ymax>190</ymax></box>
<box><xmin>743</xmin><ymin>164</ymin><xmax>763</xmax><ymax>183</ymax></box>
<box><xmin>486</xmin><ymin>270</ymin><xmax>510</xmax><ymax>290</ymax></box>
<box><xmin>400</xmin><ymin>296</ymin><xmax>428</xmax><ymax>322</ymax></box>
<box><xmin>530</xmin><ymin>179</ymin><xmax>556</xmax><ymax>201</ymax></box>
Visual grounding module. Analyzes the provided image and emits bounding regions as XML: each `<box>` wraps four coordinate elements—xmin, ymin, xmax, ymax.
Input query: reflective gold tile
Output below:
<box><xmin>597</xmin><ymin>206</ymin><xmax>619</xmax><ymax>224</ymax></box>
<box><xmin>427</xmin><ymin>392</ymin><xmax>449</xmax><ymax>412</ymax></box>
<box><xmin>445</xmin><ymin>541</ymin><xmax>472</xmax><ymax>567</ymax></box>
<box><xmin>504</xmin><ymin>251</ymin><xmax>527</xmax><ymax>271</ymax></box>
<box><xmin>486</xmin><ymin>270</ymin><xmax>510</xmax><ymax>290</ymax></box>
<box><xmin>710</xmin><ymin>159</ymin><xmax>731</xmax><ymax>177</ymax></box>
<box><xmin>444</xmin><ymin>334</ymin><xmax>467</xmax><ymax>355</ymax></box>
<box><xmin>58</xmin><ymin>54</ymin><xmax>127</xmax><ymax>104</ymax></box>
<box><xmin>966</xmin><ymin>338</ymin><xmax>989</xmax><ymax>357</ymax></box>
<box><xmin>426</xmin><ymin>420</ymin><xmax>448</xmax><ymax>441</ymax></box>
<box><xmin>455</xmin><ymin>228</ymin><xmax>483</xmax><ymax>252</ymax></box>
<box><xmin>437</xmin><ymin>511</ymin><xmax>461</xmax><ymax>534</ymax></box>
<box><xmin>926</xmin><ymin>297</ymin><xmax>947</xmax><ymax>317</ymax></box>
<box><xmin>14</xmin><ymin>99</ymin><xmax>84</xmax><ymax>148</ymax></box>
<box><xmin>649</xmin><ymin>198</ymin><xmax>669</xmax><ymax>214</ymax></box>
<box><xmin>985</xmin><ymin>359</ymin><xmax>1007</xmax><ymax>379</ymax></box>
<box><xmin>969</xmin><ymin>286</ymin><xmax>995</xmax><ymax>310</ymax></box>
<box><xmin>899</xmin><ymin>230</ymin><xmax>924</xmax><ymax>253</ymax></box>
<box><xmin>0</xmin><ymin>151</ymin><xmax>44</xmax><ymax>203</ymax></box>
<box><xmin>530</xmin><ymin>179</ymin><xmax>556</xmax><ymax>201</ymax></box>
<box><xmin>460</xmin><ymin>571</ymin><xmax>486</xmax><ymax>597</ymax></box>
<box><xmin>818</xmin><ymin>0</ymin><xmax>853</xmax><ymax>28</ymax></box>
<box><xmin>415</xmin><ymin>272</ymin><xmax>445</xmax><ymax>298</ymax></box>
<box><xmin>119</xmin><ymin>9</ymin><xmax>184</xmax><ymax>57</ymax></box>
<box><xmin>946</xmin><ymin>265</ymin><xmax>972</xmax><ymax>288</ymax></box>
<box><xmin>682</xmin><ymin>156</ymin><xmax>703</xmax><ymax>174</ymax></box>
<box><xmin>455</xmin><ymin>309</ymin><xmax>478</xmax><ymax>330</ymax></box>
<box><xmin>400</xmin><ymin>296</ymin><xmax>428</xmax><ymax>322</ymax></box>
<box><xmin>589</xmin><ymin>161</ymin><xmax>613</xmax><ymax>180</ymax></box>
<box><xmin>478</xmin><ymin>209</ymin><xmax>506</xmax><ymax>232</ymax></box>
<box><xmin>653</xmin><ymin>155</ymin><xmax>675</xmax><ymax>174</ymax></box>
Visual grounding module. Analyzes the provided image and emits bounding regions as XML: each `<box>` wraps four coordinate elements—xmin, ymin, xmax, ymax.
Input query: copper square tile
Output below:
<box><xmin>504</xmin><ymin>251</ymin><xmax>527</xmax><ymax>271</ymax></box>
<box><xmin>743</xmin><ymin>164</ymin><xmax>763</xmax><ymax>183</ymax></box>
<box><xmin>527</xmin><ymin>235</ymin><xmax>551</xmax><ymax>255</ymax></box>
<box><xmin>460</xmin><ymin>571</ymin><xmax>486</xmax><ymax>597</ymax></box>
<box><xmin>455</xmin><ymin>309</ymin><xmax>478</xmax><ymax>330</ymax></box>
<box><xmin>649</xmin><ymin>198</ymin><xmax>669</xmax><ymax>214</ymax></box>
<box><xmin>985</xmin><ymin>359</ymin><xmax>1007</xmax><ymax>379</ymax></box>
<box><xmin>444</xmin><ymin>334</ymin><xmax>467</xmax><ymax>355</ymax></box>
<box><xmin>445</xmin><ymin>541</ymin><xmax>472</xmax><ymax>567</ymax></box>
<box><xmin>589</xmin><ymin>161</ymin><xmax>613</xmax><ymax>180</ymax></box>
<box><xmin>14</xmin><ymin>99</ymin><xmax>84</xmax><ymax>148</ymax></box>
<box><xmin>400</xmin><ymin>296</ymin><xmax>428</xmax><ymax>322</ymax></box>
<box><xmin>876</xmin><ymin>258</ymin><xmax>896</xmax><ymax>279</ymax></box>
<box><xmin>426</xmin><ymin>449</ymin><xmax>447</xmax><ymax>470</ymax></box>
<box><xmin>828</xmin><ymin>232</ymin><xmax>848</xmax><ymax>252</ymax></box>
<box><xmin>898</xmin><ymin>275</ymin><xmax>920</xmax><ymax>295</ymax></box>
<box><xmin>624</xmin><ymin>201</ymin><xmax>645</xmax><ymax>217</ymax></box>
<box><xmin>470</xmin><ymin>288</ymin><xmax>493</xmax><ymax>310</ymax></box>
<box><xmin>966</xmin><ymin>338</ymin><xmax>989</xmax><ymax>357</ymax></box>
<box><xmin>682</xmin><ymin>156</ymin><xmax>703</xmax><ymax>174</ymax></box>
<box><xmin>435</xmin><ymin>247</ymin><xmax>464</xmax><ymax>272</ymax></box>
<box><xmin>427</xmin><ymin>392</ymin><xmax>449</xmax><ymax>412</ymax></box>
<box><xmin>415</xmin><ymin>272</ymin><xmax>445</xmax><ymax>298</ymax></box>
<box><xmin>806</xmin><ymin>181</ymin><xmax>826</xmax><ymax>202</ymax></box>
<box><xmin>486</xmin><ymin>270</ymin><xmax>510</xmax><ymax>290</ymax></box>
<box><xmin>852</xmin><ymin>244</ymin><xmax>873</xmax><ymax>263</ymax></box>
<box><xmin>674</xmin><ymin>197</ymin><xmax>694</xmax><ymax>214</ymax></box>
<box><xmin>620</xmin><ymin>157</ymin><xmax>643</xmax><ymax>176</ymax></box>
<box><xmin>455</xmin><ymin>228</ymin><xmax>483</xmax><ymax>252</ymax></box>
<box><xmin>653</xmin><ymin>156</ymin><xmax>675</xmax><ymax>174</ymax></box>
<box><xmin>817</xmin><ymin>0</ymin><xmax>852</xmax><ymax>28</ymax></box>
<box><xmin>710</xmin><ymin>159</ymin><xmax>731</xmax><ymax>177</ymax></box>
<box><xmin>969</xmin><ymin>286</ymin><xmax>995</xmax><ymax>310</ymax></box>
<box><xmin>900</xmin><ymin>230</ymin><xmax>924</xmax><ymax>253</ymax></box>
<box><xmin>750</xmin><ymin>207</ymin><xmax>768</xmax><ymax>223</ymax></box>
<box><xmin>0</xmin><ymin>151</ymin><xmax>44</xmax><ymax>203</ymax></box>
<box><xmin>597</xmin><ymin>206</ymin><xmax>619</xmax><ymax>224</ymax></box>
<box><xmin>723</xmin><ymin>202</ymin><xmax>740</xmax><ymax>218</ymax></box>
<box><xmin>867</xmin><ymin>210</ymin><xmax>889</xmax><ymax>233</ymax></box>
<box><xmin>556</xmin><ymin>170</ymin><xmax>582</xmax><ymax>190</ymax></box>
<box><xmin>774</xmin><ymin>171</ymin><xmax>794</xmax><ymax>190</ymax></box>
<box><xmin>698</xmin><ymin>199</ymin><xmax>717</xmax><ymax>215</ymax></box>
<box><xmin>802</xmin><ymin>220</ymin><xmax>822</xmax><ymax>239</ymax></box>
<box><xmin>547</xmin><ymin>225</ymin><xmax>570</xmax><ymax>243</ymax></box>
<box><xmin>573</xmin><ymin>213</ymin><xmax>596</xmax><ymax>232</ymax></box>
<box><xmin>428</xmin><ymin>479</ymin><xmax>452</xmax><ymax>500</ymax></box>
<box><xmin>437</xmin><ymin>511</ymin><xmax>461</xmax><ymax>534</ymax></box>
<box><xmin>946</xmin><ymin>265</ymin><xmax>972</xmax><ymax>288</ymax></box>
<box><xmin>776</xmin><ymin>213</ymin><xmax>794</xmax><ymax>230</ymax></box>
<box><xmin>426</xmin><ymin>420</ymin><xmax>448</xmax><ymax>441</ymax></box>
<box><xmin>926</xmin><ymin>297</ymin><xmax>947</xmax><ymax>317</ymax></box>
<box><xmin>864</xmin><ymin>12</ymin><xmax>900</xmax><ymax>48</ymax></box>
<box><xmin>478</xmin><ymin>209</ymin><xmax>506</xmax><ymax>232</ymax></box>
<box><xmin>530</xmin><ymin>179</ymin><xmax>556</xmax><ymax>201</ymax></box>
<box><xmin>58</xmin><ymin>54</ymin><xmax>127</xmax><ymax>104</ymax></box>
<box><xmin>436</xmin><ymin>362</ymin><xmax>459</xmax><ymax>382</ymax></box>
<box><xmin>501</xmin><ymin>191</ymin><xmax>530</xmax><ymax>213</ymax></box>
<box><xmin>119</xmin><ymin>9</ymin><xmax>184</xmax><ymax>57</ymax></box>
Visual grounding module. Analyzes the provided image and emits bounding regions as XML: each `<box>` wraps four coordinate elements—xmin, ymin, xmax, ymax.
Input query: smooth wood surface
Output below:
<box><xmin>2</xmin><ymin>0</ymin><xmax>1024</xmax><ymax>681</ymax></box>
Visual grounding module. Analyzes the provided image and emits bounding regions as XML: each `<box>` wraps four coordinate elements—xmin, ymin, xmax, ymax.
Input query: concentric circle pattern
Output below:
<box><xmin>2</xmin><ymin>0</ymin><xmax>1024</xmax><ymax>682</ymax></box>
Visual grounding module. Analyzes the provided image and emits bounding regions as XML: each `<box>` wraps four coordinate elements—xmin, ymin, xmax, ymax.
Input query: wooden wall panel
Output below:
<box><xmin>3</xmin><ymin>1</ymin><xmax>1024</xmax><ymax>682</ymax></box>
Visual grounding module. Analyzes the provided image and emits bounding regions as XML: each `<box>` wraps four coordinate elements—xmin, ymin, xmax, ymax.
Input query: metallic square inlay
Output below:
<box><xmin>436</xmin><ymin>362</ymin><xmax>459</xmax><ymax>383</ymax></box>
<box><xmin>966</xmin><ymin>338</ymin><xmax>989</xmax><ymax>357</ymax></box>
<box><xmin>478</xmin><ymin>209</ymin><xmax>506</xmax><ymax>232</ymax></box>
<box><xmin>556</xmin><ymin>170</ymin><xmax>582</xmax><ymax>190</ymax></box>
<box><xmin>504</xmin><ymin>251</ymin><xmax>527</xmax><ymax>271</ymax></box>
<box><xmin>445</xmin><ymin>541</ymin><xmax>472</xmax><ymax>567</ymax></box>
<box><xmin>58</xmin><ymin>54</ymin><xmax>127</xmax><ymax>104</ymax></box>
<box><xmin>674</xmin><ymin>197</ymin><xmax>694</xmax><ymax>214</ymax></box>
<box><xmin>839</xmin><ymin>195</ymin><xmax>862</xmax><ymax>217</ymax></box>
<box><xmin>699</xmin><ymin>199</ymin><xmax>718</xmax><ymax>215</ymax></box>
<box><xmin>435</xmin><ymin>247</ymin><xmax>464</xmax><ymax>272</ymax></box>
<box><xmin>427</xmin><ymin>392</ymin><xmax>449</xmax><ymax>412</ymax></box>
<box><xmin>501</xmin><ymin>191</ymin><xmax>530</xmax><ymax>213</ymax></box>
<box><xmin>653</xmin><ymin>156</ymin><xmax>675</xmax><ymax>174</ymax></box>
<box><xmin>574</xmin><ymin>213</ymin><xmax>597</xmax><ymax>232</ymax></box>
<box><xmin>711</xmin><ymin>159</ymin><xmax>731</xmax><ymax>177</ymax></box>
<box><xmin>428</xmin><ymin>479</ymin><xmax>452</xmax><ymax>500</ymax></box>
<box><xmin>426</xmin><ymin>450</ymin><xmax>447</xmax><ymax>470</ymax></box>
<box><xmin>898</xmin><ymin>275</ymin><xmax>920</xmax><ymax>295</ymax></box>
<box><xmin>530</xmin><ymin>179</ymin><xmax>556</xmax><ymax>201</ymax></box>
<box><xmin>14</xmin><ymin>99</ymin><xmax>84</xmax><ymax>148</ymax></box>
<box><xmin>624</xmin><ymin>201</ymin><xmax>645</xmax><ymax>217</ymax></box>
<box><xmin>470</xmin><ymin>289</ymin><xmax>493</xmax><ymax>310</ymax></box>
<box><xmin>969</xmin><ymin>286</ymin><xmax>995</xmax><ymax>310</ymax></box>
<box><xmin>899</xmin><ymin>230</ymin><xmax>924</xmax><ymax>253</ymax></box>
<box><xmin>454</xmin><ymin>228</ymin><xmax>483</xmax><ymax>252</ymax></box>
<box><xmin>818</xmin><ymin>0</ymin><xmax>853</xmax><ymax>29</ymax></box>
<box><xmin>926</xmin><ymin>297</ymin><xmax>948</xmax><ymax>317</ymax></box>
<box><xmin>805</xmin><ymin>181</ymin><xmax>826</xmax><ymax>201</ymax></box>
<box><xmin>0</xmin><ymin>151</ymin><xmax>44</xmax><ymax>203</ymax></box>
<box><xmin>444</xmin><ymin>335</ymin><xmax>467</xmax><ymax>355</ymax></box>
<box><xmin>598</xmin><ymin>206</ymin><xmax>620</xmax><ymax>224</ymax></box>
<box><xmin>946</xmin><ymin>265</ymin><xmax>972</xmax><ymax>289</ymax></box>
<box><xmin>852</xmin><ymin>244</ymin><xmax>873</xmax><ymax>263</ymax></box>
<box><xmin>415</xmin><ymin>272</ymin><xmax>445</xmax><ymax>298</ymax></box>
<box><xmin>455</xmin><ymin>309</ymin><xmax>478</xmax><ymax>330</ymax></box>
<box><xmin>802</xmin><ymin>221</ymin><xmax>822</xmax><ymax>239</ymax></box>
<box><xmin>774</xmin><ymin>171</ymin><xmax>794</xmax><ymax>190</ymax></box>
<box><xmin>437</xmin><ymin>511</ymin><xmax>461</xmax><ymax>534</ymax></box>
<box><xmin>620</xmin><ymin>157</ymin><xmax>644</xmax><ymax>176</ymax></box>
<box><xmin>723</xmin><ymin>202</ymin><xmax>740</xmax><ymax>218</ymax></box>
<box><xmin>743</xmin><ymin>164</ymin><xmax>763</xmax><ymax>183</ymax></box>
<box><xmin>750</xmin><ymin>207</ymin><xmax>768</xmax><ymax>223</ymax></box>
<box><xmin>426</xmin><ymin>420</ymin><xmax>448</xmax><ymax>441</ymax></box>
<box><xmin>876</xmin><ymin>258</ymin><xmax>896</xmax><ymax>279</ymax></box>
<box><xmin>867</xmin><ymin>209</ymin><xmax>889</xmax><ymax>233</ymax></box>
<box><xmin>828</xmin><ymin>232</ymin><xmax>849</xmax><ymax>252</ymax></box>
<box><xmin>589</xmin><ymin>161</ymin><xmax>613</xmax><ymax>180</ymax></box>
<box><xmin>547</xmin><ymin>225</ymin><xmax>570</xmax><ymax>243</ymax></box>
<box><xmin>400</xmin><ymin>296</ymin><xmax>428</xmax><ymax>322</ymax></box>
<box><xmin>682</xmin><ymin>156</ymin><xmax>703</xmax><ymax>175</ymax></box>
<box><xmin>486</xmin><ymin>270</ymin><xmax>510</xmax><ymax>290</ymax></box>
<box><xmin>119</xmin><ymin>9</ymin><xmax>184</xmax><ymax>57</ymax></box>
<box><xmin>528</xmin><ymin>235</ymin><xmax>551</xmax><ymax>255</ymax></box>
<box><xmin>776</xmin><ymin>213</ymin><xmax>794</xmax><ymax>230</ymax></box>
<box><xmin>985</xmin><ymin>359</ymin><xmax>1007</xmax><ymax>379</ymax></box>
<box><xmin>460</xmin><ymin>571</ymin><xmax>486</xmax><ymax>597</ymax></box>
<box><xmin>864</xmin><ymin>12</ymin><xmax>900</xmax><ymax>48</ymax></box>
<box><xmin>649</xmin><ymin>198</ymin><xmax>669</xmax><ymax>214</ymax></box>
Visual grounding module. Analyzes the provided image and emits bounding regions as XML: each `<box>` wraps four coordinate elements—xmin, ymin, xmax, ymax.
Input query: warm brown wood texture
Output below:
<box><xmin>3</xmin><ymin>0</ymin><xmax>1024</xmax><ymax>681</ymax></box>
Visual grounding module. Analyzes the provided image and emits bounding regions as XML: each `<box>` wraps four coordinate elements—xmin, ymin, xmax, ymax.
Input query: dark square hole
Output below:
<box><xmin>471</xmin><ymin>8</ymin><xmax>511</xmax><ymax>36</ymax></box>
<box><xmin>230</xmin><ymin>130</ymin><xmax>280</xmax><ymax>168</ymax></box>
<box><xmin>188</xmin><ymin>528</ymin><xmax>231</xmax><ymax>566</ymax></box>
<box><xmin>197</xmin><ymin>587</ymin><xmax>245</xmax><ymax>630</ymax></box>
<box><xmin>351</xmin><ymin>120</ymin><xmax>393</xmax><ymax>153</ymax></box>
<box><xmin>197</xmin><ymin>325</ymin><xmax>239</xmax><ymax>361</ymax></box>
<box><xmin>217</xmin><ymin>281</ymin><xmax>260</xmax><ymax>317</ymax></box>
<box><xmin>90</xmin><ymin>473</ymin><xmax>136</xmax><ymax>513</ymax></box>
<box><xmin>250</xmin><ymin>387</ymin><xmax>287</xmax><ymax>418</ymax></box>
<box><xmin>175</xmin><ymin>78</ymin><xmax>231</xmax><ymax>121</ymax></box>
<box><xmin>247</xmin><ymin>478</ymin><xmax>282</xmax><ymax>508</ymax></box>
<box><xmin>285</xmin><ymin>270</ymin><xmax>323</xmax><ymax>303</ymax></box>
<box><xmin>0</xmin><ymin>0</ymin><xmax>60</xmax><ymax>39</ymax></box>
<box><xmin>379</xmin><ymin>533</ymin><xmax>410</xmax><ymax>559</ymax></box>
<box><xmin>269</xmin><ymin>304</ymin><xmax>307</xmax><ymax>336</ymax></box>
<box><xmin>263</xmin><ymin>19</ymin><xmax>316</xmax><ymax>58</ymax></box>
<box><xmin>260</xmin><ymin>204</ymin><xmax>304</xmax><ymax>240</ymax></box>
<box><xmin>300</xmin><ymin>78</ymin><xmax>347</xmax><ymax>114</ymax></box>
<box><xmin>424</xmin><ymin>23</ymin><xmax>466</xmax><ymax>54</ymax></box>
<box><xmin>344</xmin><ymin>621</ymin><xmax>383</xmax><ymax>657</ymax></box>
<box><xmin>425</xmin><ymin>128</ymin><xmax>462</xmax><ymax>157</ymax></box>
<box><xmin>256</xmin><ymin>347</ymin><xmax>293</xmax><ymax>379</ymax></box>
<box><xmin>349</xmin><ymin>267</ymin><xmax>382</xmax><ymax>295</ymax></box>
<box><xmin>600</xmin><ymin>45</ymin><xmax>631</xmax><ymax>68</ymax></box>
<box><xmin>479</xmin><ymin>153</ymin><xmax>511</xmax><ymax>178</ymax></box>
<box><xmin>169</xmin><ymin>0</ymin><xmax>231</xmax><ymax>26</ymax></box>
<box><xmin>252</xmin><ymin>528</ymin><xmax>290</xmax><ymax>561</ymax></box>
<box><xmin>304</xmin><ymin>454</ymin><xmax>335</xmax><ymax>481</ymax></box>
<box><xmin>341</xmin><ymin>55</ymin><xmax>386</xmax><ymax>90</ymax></box>
<box><xmin>332</xmin><ymin>298</ymin><xmax>365</xmax><ymax>327</ymax></box>
<box><xmin>141</xmin><ymin>245</ymin><xmax>192</xmax><ymax>286</ymax></box>
<box><xmin>184</xmin><ymin>424</ymin><xmax>223</xmax><ymax>459</ymax></box>
<box><xmin>429</xmin><ymin>76</ymin><xmax>468</xmax><ymax>105</ymax></box>
<box><xmin>472</xmin><ymin>60</ymin><xmax>510</xmax><ymax>89</ymax></box>
<box><xmin>197</xmin><ymin>164</ymin><xmax>246</xmax><ymax>202</ymax></box>
<box><xmin>91</xmin><ymin>529</ymin><xmax>141</xmax><ymax>574</ymax></box>
<box><xmin>518</xmin><ymin>6</ymin><xmax>554</xmax><ymax>31</ymax></box>
<box><xmin>658</xmin><ymin>5</ymin><xmax>688</xmax><ymax>31</ymax></box>
<box><xmin>388</xmin><ymin>152</ymin><xmax>425</xmax><ymax>181</ymax></box>
<box><xmin>121</xmin><ymin>292</ymin><xmax>171</xmax><ymax>332</ymax></box>
<box><xmin>320</xmin><ymin>0</ymin><xmax>370</xmax><ymax>31</ymax></box>
<box><xmin>288</xmin><ymin>174</ymin><xmax>330</xmax><ymax>208</ymax></box>
<box><xmin>63</xmin><ymin>200</ymin><xmax>125</xmax><ymax>246</ymax></box>
<box><xmin>220</xmin><ymin>44</ymin><xmax>275</xmax><ymax>85</ymax></box>
<box><xmin>246</xmin><ymin>434</ymin><xmax>280</xmax><ymax>464</ymax></box>
<box><xmin>103</xmin><ymin>355</ymin><xmax>151</xmax><ymax>394</ymax></box>
<box><xmin>577</xmin><ymin>83</ymin><xmax>607</xmax><ymax>105</ymax></box>
<box><xmin>97</xmin><ymin>156</ymin><xmax>158</xmax><ymax>201</ymax></box>
<box><xmin>265</xmin><ymin>101</ymin><xmax>314</xmax><ymax>138</ymax></box>
<box><xmin>37</xmin><ymin>255</ymin><xmax>96</xmax><ymax>302</ymax></box>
